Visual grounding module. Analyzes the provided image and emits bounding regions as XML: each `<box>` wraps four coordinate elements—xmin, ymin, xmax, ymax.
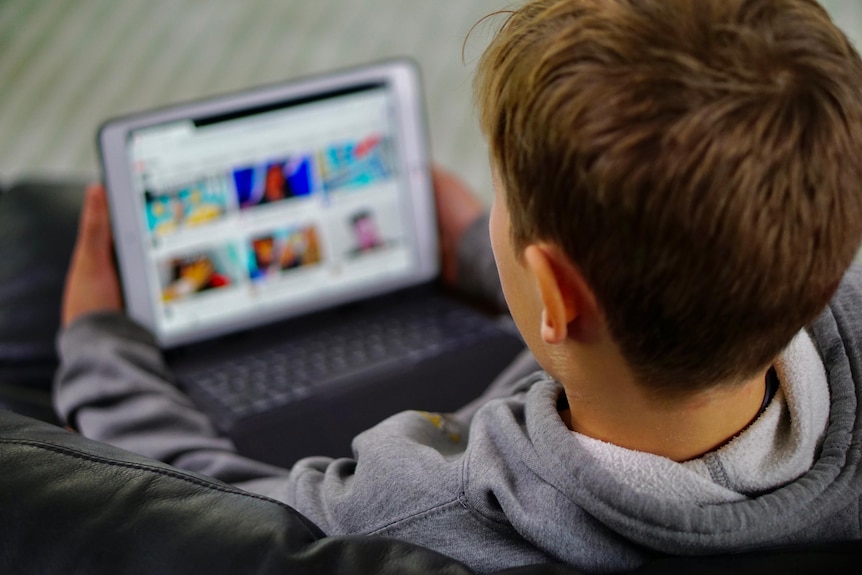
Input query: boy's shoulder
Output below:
<box><xmin>810</xmin><ymin>263</ymin><xmax>862</xmax><ymax>357</ymax></box>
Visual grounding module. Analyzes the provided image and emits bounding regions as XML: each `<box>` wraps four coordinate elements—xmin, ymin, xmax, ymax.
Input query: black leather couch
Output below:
<box><xmin>1</xmin><ymin>180</ymin><xmax>860</xmax><ymax>574</ymax></box>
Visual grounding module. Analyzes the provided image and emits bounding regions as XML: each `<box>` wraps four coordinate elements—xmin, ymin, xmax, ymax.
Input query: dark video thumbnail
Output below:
<box><xmin>233</xmin><ymin>156</ymin><xmax>314</xmax><ymax>209</ymax></box>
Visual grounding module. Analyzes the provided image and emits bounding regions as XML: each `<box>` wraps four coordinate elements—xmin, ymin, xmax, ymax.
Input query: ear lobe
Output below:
<box><xmin>539</xmin><ymin>309</ymin><xmax>565</xmax><ymax>345</ymax></box>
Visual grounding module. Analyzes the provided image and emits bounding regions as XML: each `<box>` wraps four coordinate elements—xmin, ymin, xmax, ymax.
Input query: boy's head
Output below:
<box><xmin>476</xmin><ymin>0</ymin><xmax>862</xmax><ymax>394</ymax></box>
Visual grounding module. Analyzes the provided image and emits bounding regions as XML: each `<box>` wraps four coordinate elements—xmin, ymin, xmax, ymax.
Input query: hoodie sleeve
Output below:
<box><xmin>53</xmin><ymin>312</ymin><xmax>290</xmax><ymax>484</ymax></box>
<box><xmin>53</xmin><ymin>312</ymin><xmax>470</xmax><ymax>538</ymax></box>
<box><xmin>455</xmin><ymin>212</ymin><xmax>508</xmax><ymax>313</ymax></box>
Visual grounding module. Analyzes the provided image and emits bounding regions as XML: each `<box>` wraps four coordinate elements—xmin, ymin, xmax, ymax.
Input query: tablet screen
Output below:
<box><xmin>122</xmin><ymin>81</ymin><xmax>422</xmax><ymax>343</ymax></box>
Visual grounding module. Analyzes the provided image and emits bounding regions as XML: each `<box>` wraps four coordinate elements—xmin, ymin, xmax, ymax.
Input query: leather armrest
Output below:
<box><xmin>0</xmin><ymin>179</ymin><xmax>85</xmax><ymax>422</ymax></box>
<box><xmin>0</xmin><ymin>408</ymin><xmax>474</xmax><ymax>575</ymax></box>
<box><xmin>0</xmin><ymin>179</ymin><xmax>84</xmax><ymax>370</ymax></box>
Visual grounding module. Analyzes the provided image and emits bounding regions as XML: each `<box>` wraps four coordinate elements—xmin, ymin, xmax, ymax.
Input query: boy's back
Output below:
<box><xmin>54</xmin><ymin>0</ymin><xmax>862</xmax><ymax>572</ymax></box>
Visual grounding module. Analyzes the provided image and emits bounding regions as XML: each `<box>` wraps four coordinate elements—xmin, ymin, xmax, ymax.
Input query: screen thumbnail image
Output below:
<box><xmin>319</xmin><ymin>134</ymin><xmax>395</xmax><ymax>192</ymax></box>
<box><xmin>145</xmin><ymin>177</ymin><xmax>231</xmax><ymax>236</ymax></box>
<box><xmin>233</xmin><ymin>155</ymin><xmax>314</xmax><ymax>210</ymax></box>
<box><xmin>247</xmin><ymin>224</ymin><xmax>323</xmax><ymax>281</ymax></box>
<box><xmin>159</xmin><ymin>245</ymin><xmax>241</xmax><ymax>302</ymax></box>
<box><xmin>341</xmin><ymin>206</ymin><xmax>400</xmax><ymax>259</ymax></box>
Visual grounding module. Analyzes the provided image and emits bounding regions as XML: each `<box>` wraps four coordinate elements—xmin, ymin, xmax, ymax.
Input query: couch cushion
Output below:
<box><xmin>0</xmin><ymin>180</ymin><xmax>85</xmax><ymax>421</ymax></box>
<box><xmin>0</xmin><ymin>179</ymin><xmax>84</xmax><ymax>370</ymax></box>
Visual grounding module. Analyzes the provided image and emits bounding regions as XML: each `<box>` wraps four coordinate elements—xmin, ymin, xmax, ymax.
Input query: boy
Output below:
<box><xmin>56</xmin><ymin>0</ymin><xmax>862</xmax><ymax>572</ymax></box>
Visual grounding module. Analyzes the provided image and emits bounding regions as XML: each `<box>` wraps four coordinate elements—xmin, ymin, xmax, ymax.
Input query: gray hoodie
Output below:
<box><xmin>54</xmin><ymin>219</ymin><xmax>862</xmax><ymax>573</ymax></box>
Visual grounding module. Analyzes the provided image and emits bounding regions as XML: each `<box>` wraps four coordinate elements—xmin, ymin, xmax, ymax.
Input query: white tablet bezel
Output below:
<box><xmin>99</xmin><ymin>59</ymin><xmax>438</xmax><ymax>349</ymax></box>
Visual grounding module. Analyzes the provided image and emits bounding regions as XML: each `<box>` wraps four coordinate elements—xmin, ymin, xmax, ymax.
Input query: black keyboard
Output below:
<box><xmin>178</xmin><ymin>297</ymin><xmax>510</xmax><ymax>419</ymax></box>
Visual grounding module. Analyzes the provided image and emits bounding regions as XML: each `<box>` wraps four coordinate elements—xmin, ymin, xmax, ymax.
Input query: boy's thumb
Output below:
<box><xmin>77</xmin><ymin>184</ymin><xmax>112</xmax><ymax>252</ymax></box>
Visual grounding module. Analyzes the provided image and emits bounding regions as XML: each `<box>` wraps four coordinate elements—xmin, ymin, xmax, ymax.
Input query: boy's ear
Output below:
<box><xmin>523</xmin><ymin>243</ymin><xmax>601</xmax><ymax>345</ymax></box>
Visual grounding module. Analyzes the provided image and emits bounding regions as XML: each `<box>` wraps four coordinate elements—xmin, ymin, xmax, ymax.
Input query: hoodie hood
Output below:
<box><xmin>463</xmin><ymin>267</ymin><xmax>862</xmax><ymax>571</ymax></box>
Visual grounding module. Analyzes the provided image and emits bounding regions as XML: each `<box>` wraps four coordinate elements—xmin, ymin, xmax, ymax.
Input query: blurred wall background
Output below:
<box><xmin>821</xmin><ymin>0</ymin><xmax>862</xmax><ymax>43</ymax></box>
<box><xmin>1</xmin><ymin>0</ymin><xmax>861</xmax><ymax>203</ymax></box>
<box><xmin>0</xmin><ymin>0</ymin><xmax>510</xmax><ymax>199</ymax></box>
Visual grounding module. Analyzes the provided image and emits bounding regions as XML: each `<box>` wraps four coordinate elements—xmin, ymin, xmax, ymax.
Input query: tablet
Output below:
<box><xmin>99</xmin><ymin>59</ymin><xmax>437</xmax><ymax>348</ymax></box>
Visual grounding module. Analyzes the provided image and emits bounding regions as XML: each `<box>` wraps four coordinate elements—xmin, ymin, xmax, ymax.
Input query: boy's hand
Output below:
<box><xmin>62</xmin><ymin>184</ymin><xmax>124</xmax><ymax>327</ymax></box>
<box><xmin>432</xmin><ymin>166</ymin><xmax>485</xmax><ymax>286</ymax></box>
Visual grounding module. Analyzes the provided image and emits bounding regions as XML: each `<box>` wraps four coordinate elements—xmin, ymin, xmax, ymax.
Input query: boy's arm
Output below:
<box><xmin>456</xmin><ymin>212</ymin><xmax>507</xmax><ymax>312</ymax></box>
<box><xmin>432</xmin><ymin>167</ymin><xmax>507</xmax><ymax>312</ymax></box>
<box><xmin>56</xmin><ymin>184</ymin><xmax>289</xmax><ymax>482</ymax></box>
<box><xmin>55</xmin><ymin>313</ymin><xmax>289</xmax><ymax>483</ymax></box>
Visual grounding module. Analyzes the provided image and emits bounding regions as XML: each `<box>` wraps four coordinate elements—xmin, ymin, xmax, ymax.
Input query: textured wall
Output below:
<box><xmin>0</xmin><ymin>0</ymin><xmax>510</xmax><ymax>199</ymax></box>
<box><xmin>821</xmin><ymin>0</ymin><xmax>862</xmax><ymax>47</ymax></box>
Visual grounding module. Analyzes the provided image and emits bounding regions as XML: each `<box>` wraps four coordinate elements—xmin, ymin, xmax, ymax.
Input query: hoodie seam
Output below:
<box><xmin>703</xmin><ymin>453</ymin><xmax>733</xmax><ymax>490</ymax></box>
<box><xmin>458</xmin><ymin>438</ymin><xmax>538</xmax><ymax>545</ymax></box>
<box><xmin>458</xmin><ymin>432</ymin><xmax>511</xmax><ymax>527</ymax></box>
<box><xmin>366</xmin><ymin>498</ymin><xmax>465</xmax><ymax>536</ymax></box>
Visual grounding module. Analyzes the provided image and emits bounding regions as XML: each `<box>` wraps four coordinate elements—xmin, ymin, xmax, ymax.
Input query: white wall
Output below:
<box><xmin>820</xmin><ymin>0</ymin><xmax>862</xmax><ymax>47</ymax></box>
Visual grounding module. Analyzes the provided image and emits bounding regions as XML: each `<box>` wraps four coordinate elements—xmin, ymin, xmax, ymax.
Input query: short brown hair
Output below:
<box><xmin>476</xmin><ymin>0</ymin><xmax>862</xmax><ymax>394</ymax></box>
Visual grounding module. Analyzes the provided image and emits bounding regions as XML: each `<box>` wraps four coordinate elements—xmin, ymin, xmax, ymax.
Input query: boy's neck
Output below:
<box><xmin>553</xmin><ymin>343</ymin><xmax>769</xmax><ymax>462</ymax></box>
